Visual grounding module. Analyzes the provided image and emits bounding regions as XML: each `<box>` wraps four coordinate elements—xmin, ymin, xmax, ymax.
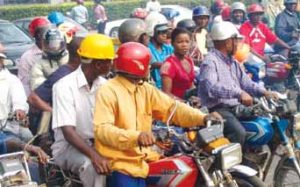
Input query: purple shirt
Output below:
<box><xmin>197</xmin><ymin>49</ymin><xmax>265</xmax><ymax>109</ymax></box>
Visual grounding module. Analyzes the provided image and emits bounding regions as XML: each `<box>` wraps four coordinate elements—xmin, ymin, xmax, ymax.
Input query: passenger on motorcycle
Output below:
<box><xmin>93</xmin><ymin>42</ymin><xmax>222</xmax><ymax>187</ymax></box>
<box><xmin>145</xmin><ymin>12</ymin><xmax>174</xmax><ymax>89</ymax></box>
<box><xmin>52</xmin><ymin>34</ymin><xmax>114</xmax><ymax>187</ymax></box>
<box><xmin>18</xmin><ymin>17</ymin><xmax>50</xmax><ymax>96</ymax></box>
<box><xmin>160</xmin><ymin>28</ymin><xmax>196</xmax><ymax>100</ymax></box>
<box><xmin>198</xmin><ymin>21</ymin><xmax>278</xmax><ymax>146</ymax></box>
<box><xmin>0</xmin><ymin>52</ymin><xmax>32</xmax><ymax>142</ymax></box>
<box><xmin>230</xmin><ymin>2</ymin><xmax>247</xmax><ymax>29</ymax></box>
<box><xmin>30</xmin><ymin>28</ymin><xmax>69</xmax><ymax>90</ymax></box>
<box><xmin>274</xmin><ymin>0</ymin><xmax>300</xmax><ymax>56</ymax></box>
<box><xmin>240</xmin><ymin>4</ymin><xmax>290</xmax><ymax>61</ymax></box>
<box><xmin>192</xmin><ymin>6</ymin><xmax>210</xmax><ymax>62</ymax></box>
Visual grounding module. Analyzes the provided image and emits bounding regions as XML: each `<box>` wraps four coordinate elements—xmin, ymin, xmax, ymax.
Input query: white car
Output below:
<box><xmin>104</xmin><ymin>4</ymin><xmax>192</xmax><ymax>38</ymax></box>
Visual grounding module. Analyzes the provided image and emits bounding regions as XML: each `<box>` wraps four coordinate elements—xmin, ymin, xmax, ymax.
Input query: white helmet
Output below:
<box><xmin>231</xmin><ymin>2</ymin><xmax>246</xmax><ymax>13</ymax></box>
<box><xmin>145</xmin><ymin>12</ymin><xmax>168</xmax><ymax>37</ymax></box>
<box><xmin>211</xmin><ymin>21</ymin><xmax>243</xmax><ymax>41</ymax></box>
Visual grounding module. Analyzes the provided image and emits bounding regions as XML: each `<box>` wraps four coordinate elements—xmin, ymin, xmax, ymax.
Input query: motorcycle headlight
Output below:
<box><xmin>294</xmin><ymin>113</ymin><xmax>300</xmax><ymax>131</ymax></box>
<box><xmin>214</xmin><ymin>143</ymin><xmax>242</xmax><ymax>170</ymax></box>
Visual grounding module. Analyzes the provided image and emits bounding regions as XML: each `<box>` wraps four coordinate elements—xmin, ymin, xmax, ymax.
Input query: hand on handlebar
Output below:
<box><xmin>240</xmin><ymin>91</ymin><xmax>253</xmax><ymax>106</ymax></box>
<box><xmin>138</xmin><ymin>132</ymin><xmax>156</xmax><ymax>147</ymax></box>
<box><xmin>15</xmin><ymin>110</ymin><xmax>26</xmax><ymax>121</ymax></box>
<box><xmin>204</xmin><ymin>112</ymin><xmax>223</xmax><ymax>126</ymax></box>
<box><xmin>263</xmin><ymin>90</ymin><xmax>279</xmax><ymax>101</ymax></box>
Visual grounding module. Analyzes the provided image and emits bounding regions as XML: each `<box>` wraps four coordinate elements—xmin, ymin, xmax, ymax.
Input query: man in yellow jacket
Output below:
<box><xmin>94</xmin><ymin>42</ymin><xmax>222</xmax><ymax>186</ymax></box>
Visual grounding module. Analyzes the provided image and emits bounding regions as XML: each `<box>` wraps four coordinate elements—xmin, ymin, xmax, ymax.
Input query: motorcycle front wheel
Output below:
<box><xmin>274</xmin><ymin>156</ymin><xmax>300</xmax><ymax>187</ymax></box>
<box><xmin>231</xmin><ymin>173</ymin><xmax>266</xmax><ymax>187</ymax></box>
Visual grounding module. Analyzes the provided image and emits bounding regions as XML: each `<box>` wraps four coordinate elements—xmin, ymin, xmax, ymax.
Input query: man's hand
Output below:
<box><xmin>138</xmin><ymin>132</ymin><xmax>156</xmax><ymax>147</ymax></box>
<box><xmin>240</xmin><ymin>91</ymin><xmax>253</xmax><ymax>106</ymax></box>
<box><xmin>204</xmin><ymin>112</ymin><xmax>223</xmax><ymax>125</ymax></box>
<box><xmin>90</xmin><ymin>149</ymin><xmax>111</xmax><ymax>175</ymax></box>
<box><xmin>263</xmin><ymin>90</ymin><xmax>279</xmax><ymax>100</ymax></box>
<box><xmin>25</xmin><ymin>145</ymin><xmax>49</xmax><ymax>164</ymax></box>
<box><xmin>15</xmin><ymin>110</ymin><xmax>26</xmax><ymax>121</ymax></box>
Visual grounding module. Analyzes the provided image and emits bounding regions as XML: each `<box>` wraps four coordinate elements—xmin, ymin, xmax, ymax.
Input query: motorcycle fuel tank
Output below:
<box><xmin>146</xmin><ymin>155</ymin><xmax>198</xmax><ymax>187</ymax></box>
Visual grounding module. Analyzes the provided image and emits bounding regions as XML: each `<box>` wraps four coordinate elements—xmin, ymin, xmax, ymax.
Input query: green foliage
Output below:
<box><xmin>0</xmin><ymin>0</ymin><xmax>238</xmax><ymax>21</ymax></box>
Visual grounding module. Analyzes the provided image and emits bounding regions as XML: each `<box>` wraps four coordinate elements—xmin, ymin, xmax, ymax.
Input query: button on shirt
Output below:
<box><xmin>94</xmin><ymin>76</ymin><xmax>206</xmax><ymax>178</ymax></box>
<box><xmin>0</xmin><ymin>69</ymin><xmax>28</xmax><ymax>123</ymax></box>
<box><xmin>51</xmin><ymin>66</ymin><xmax>107</xmax><ymax>157</ymax></box>
<box><xmin>18</xmin><ymin>45</ymin><xmax>43</xmax><ymax>96</ymax></box>
<box><xmin>198</xmin><ymin>49</ymin><xmax>266</xmax><ymax>109</ymax></box>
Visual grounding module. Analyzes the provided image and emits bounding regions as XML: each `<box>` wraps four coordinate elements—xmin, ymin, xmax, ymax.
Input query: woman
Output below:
<box><xmin>160</xmin><ymin>28</ymin><xmax>196</xmax><ymax>101</ymax></box>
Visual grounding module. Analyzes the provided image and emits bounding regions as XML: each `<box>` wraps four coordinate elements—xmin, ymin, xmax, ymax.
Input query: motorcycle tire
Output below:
<box><xmin>231</xmin><ymin>173</ymin><xmax>266</xmax><ymax>187</ymax></box>
<box><xmin>274</xmin><ymin>156</ymin><xmax>300</xmax><ymax>187</ymax></box>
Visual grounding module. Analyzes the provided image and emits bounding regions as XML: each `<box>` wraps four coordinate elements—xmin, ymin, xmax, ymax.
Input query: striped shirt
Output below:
<box><xmin>197</xmin><ymin>49</ymin><xmax>265</xmax><ymax>109</ymax></box>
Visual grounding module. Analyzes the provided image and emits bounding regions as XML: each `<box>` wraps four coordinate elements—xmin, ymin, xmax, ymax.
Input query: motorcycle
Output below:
<box><xmin>235</xmin><ymin>95</ymin><xmax>300</xmax><ymax>186</ymax></box>
<box><xmin>148</xmin><ymin>102</ymin><xmax>264</xmax><ymax>187</ymax></box>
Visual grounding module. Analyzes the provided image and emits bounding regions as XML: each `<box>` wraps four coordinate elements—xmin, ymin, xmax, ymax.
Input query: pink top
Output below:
<box><xmin>94</xmin><ymin>4</ymin><xmax>107</xmax><ymax>21</ymax></box>
<box><xmin>161</xmin><ymin>55</ymin><xmax>195</xmax><ymax>99</ymax></box>
<box><xmin>17</xmin><ymin>45</ymin><xmax>43</xmax><ymax>96</ymax></box>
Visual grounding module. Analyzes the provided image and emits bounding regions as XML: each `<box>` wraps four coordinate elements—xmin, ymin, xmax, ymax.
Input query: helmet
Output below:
<box><xmin>192</xmin><ymin>6</ymin><xmax>210</xmax><ymax>17</ymax></box>
<box><xmin>231</xmin><ymin>2</ymin><xmax>246</xmax><ymax>13</ymax></box>
<box><xmin>28</xmin><ymin>17</ymin><xmax>50</xmax><ymax>37</ymax></box>
<box><xmin>43</xmin><ymin>28</ymin><xmax>66</xmax><ymax>57</ymax></box>
<box><xmin>211</xmin><ymin>0</ymin><xmax>225</xmax><ymax>15</ymax></box>
<box><xmin>241</xmin><ymin>117</ymin><xmax>273</xmax><ymax>146</ymax></box>
<box><xmin>211</xmin><ymin>21</ymin><xmax>243</xmax><ymax>40</ymax></box>
<box><xmin>221</xmin><ymin>6</ymin><xmax>231</xmax><ymax>21</ymax></box>
<box><xmin>266</xmin><ymin>62</ymin><xmax>291</xmax><ymax>82</ymax></box>
<box><xmin>234</xmin><ymin>42</ymin><xmax>250</xmax><ymax>63</ymax></box>
<box><xmin>48</xmin><ymin>11</ymin><xmax>65</xmax><ymax>25</ymax></box>
<box><xmin>284</xmin><ymin>0</ymin><xmax>298</xmax><ymax>4</ymax></box>
<box><xmin>247</xmin><ymin>4</ymin><xmax>264</xmax><ymax>14</ymax></box>
<box><xmin>131</xmin><ymin>8</ymin><xmax>148</xmax><ymax>19</ymax></box>
<box><xmin>145</xmin><ymin>12</ymin><xmax>168</xmax><ymax>37</ymax></box>
<box><xmin>114</xmin><ymin>42</ymin><xmax>151</xmax><ymax>78</ymax></box>
<box><xmin>176</xmin><ymin>19</ymin><xmax>196</xmax><ymax>32</ymax></box>
<box><xmin>77</xmin><ymin>34</ymin><xmax>114</xmax><ymax>60</ymax></box>
<box><xmin>58</xmin><ymin>22</ymin><xmax>79</xmax><ymax>44</ymax></box>
<box><xmin>161</xmin><ymin>9</ymin><xmax>179</xmax><ymax>21</ymax></box>
<box><xmin>118</xmin><ymin>18</ymin><xmax>147</xmax><ymax>43</ymax></box>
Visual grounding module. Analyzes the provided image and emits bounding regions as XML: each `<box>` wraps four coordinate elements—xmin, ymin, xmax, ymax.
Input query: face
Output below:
<box><xmin>232</xmin><ymin>10</ymin><xmax>244</xmax><ymax>23</ymax></box>
<box><xmin>172</xmin><ymin>33</ymin><xmax>191</xmax><ymax>56</ymax></box>
<box><xmin>92</xmin><ymin>59</ymin><xmax>112</xmax><ymax>78</ymax></box>
<box><xmin>155</xmin><ymin>30</ymin><xmax>169</xmax><ymax>44</ymax></box>
<box><xmin>225</xmin><ymin>37</ymin><xmax>238</xmax><ymax>56</ymax></box>
<box><xmin>249</xmin><ymin>13</ymin><xmax>263</xmax><ymax>25</ymax></box>
<box><xmin>193</xmin><ymin>16</ymin><xmax>209</xmax><ymax>29</ymax></box>
<box><xmin>286</xmin><ymin>3</ymin><xmax>297</xmax><ymax>12</ymax></box>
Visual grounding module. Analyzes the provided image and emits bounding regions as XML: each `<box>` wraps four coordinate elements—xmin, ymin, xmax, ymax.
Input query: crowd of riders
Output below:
<box><xmin>0</xmin><ymin>0</ymin><xmax>300</xmax><ymax>186</ymax></box>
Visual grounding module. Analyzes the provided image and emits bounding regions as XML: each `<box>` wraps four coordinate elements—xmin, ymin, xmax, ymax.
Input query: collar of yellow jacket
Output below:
<box><xmin>115</xmin><ymin>75</ymin><xmax>138</xmax><ymax>94</ymax></box>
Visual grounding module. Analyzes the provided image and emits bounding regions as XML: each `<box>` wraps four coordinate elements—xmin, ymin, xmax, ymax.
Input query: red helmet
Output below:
<box><xmin>211</xmin><ymin>0</ymin><xmax>226</xmax><ymax>14</ymax></box>
<box><xmin>247</xmin><ymin>4</ymin><xmax>264</xmax><ymax>14</ymax></box>
<box><xmin>266</xmin><ymin>62</ymin><xmax>291</xmax><ymax>82</ymax></box>
<box><xmin>29</xmin><ymin>17</ymin><xmax>50</xmax><ymax>37</ymax></box>
<box><xmin>221</xmin><ymin>6</ymin><xmax>231</xmax><ymax>21</ymax></box>
<box><xmin>114</xmin><ymin>42</ymin><xmax>151</xmax><ymax>78</ymax></box>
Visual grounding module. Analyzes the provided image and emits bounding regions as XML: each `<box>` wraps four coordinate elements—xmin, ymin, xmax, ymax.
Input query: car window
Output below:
<box><xmin>0</xmin><ymin>23</ymin><xmax>32</xmax><ymax>45</ymax></box>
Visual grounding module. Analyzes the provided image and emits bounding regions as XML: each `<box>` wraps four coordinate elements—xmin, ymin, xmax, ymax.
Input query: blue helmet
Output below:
<box><xmin>161</xmin><ymin>9</ymin><xmax>180</xmax><ymax>21</ymax></box>
<box><xmin>48</xmin><ymin>11</ymin><xmax>65</xmax><ymax>25</ymax></box>
<box><xmin>193</xmin><ymin>6</ymin><xmax>210</xmax><ymax>17</ymax></box>
<box><xmin>241</xmin><ymin>117</ymin><xmax>274</xmax><ymax>146</ymax></box>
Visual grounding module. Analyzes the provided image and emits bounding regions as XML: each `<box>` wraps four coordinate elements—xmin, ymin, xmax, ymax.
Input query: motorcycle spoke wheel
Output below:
<box><xmin>275</xmin><ymin>166</ymin><xmax>300</xmax><ymax>187</ymax></box>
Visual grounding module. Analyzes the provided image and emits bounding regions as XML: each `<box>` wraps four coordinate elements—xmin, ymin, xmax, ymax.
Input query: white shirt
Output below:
<box><xmin>146</xmin><ymin>1</ymin><xmax>161</xmax><ymax>12</ymax></box>
<box><xmin>71</xmin><ymin>4</ymin><xmax>89</xmax><ymax>24</ymax></box>
<box><xmin>51</xmin><ymin>66</ymin><xmax>107</xmax><ymax>157</ymax></box>
<box><xmin>0</xmin><ymin>69</ymin><xmax>28</xmax><ymax>125</ymax></box>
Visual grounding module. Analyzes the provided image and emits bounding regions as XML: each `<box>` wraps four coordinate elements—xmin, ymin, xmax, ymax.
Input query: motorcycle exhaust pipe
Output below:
<box><xmin>195</xmin><ymin>158</ymin><xmax>215</xmax><ymax>187</ymax></box>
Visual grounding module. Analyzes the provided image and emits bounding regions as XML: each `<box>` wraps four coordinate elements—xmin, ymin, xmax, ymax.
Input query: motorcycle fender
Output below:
<box><xmin>229</xmin><ymin>164</ymin><xmax>258</xmax><ymax>177</ymax></box>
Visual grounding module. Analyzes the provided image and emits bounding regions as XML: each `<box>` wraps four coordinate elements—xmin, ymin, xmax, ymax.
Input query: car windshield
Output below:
<box><xmin>0</xmin><ymin>23</ymin><xmax>32</xmax><ymax>45</ymax></box>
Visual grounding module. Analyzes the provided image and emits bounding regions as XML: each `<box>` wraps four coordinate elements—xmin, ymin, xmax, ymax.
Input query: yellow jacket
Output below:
<box><xmin>94</xmin><ymin>76</ymin><xmax>206</xmax><ymax>178</ymax></box>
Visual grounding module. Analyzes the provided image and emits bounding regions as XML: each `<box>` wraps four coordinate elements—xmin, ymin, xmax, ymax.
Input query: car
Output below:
<box><xmin>14</xmin><ymin>16</ymin><xmax>89</xmax><ymax>38</ymax></box>
<box><xmin>104</xmin><ymin>4</ymin><xmax>193</xmax><ymax>38</ymax></box>
<box><xmin>0</xmin><ymin>19</ymin><xmax>34</xmax><ymax>74</ymax></box>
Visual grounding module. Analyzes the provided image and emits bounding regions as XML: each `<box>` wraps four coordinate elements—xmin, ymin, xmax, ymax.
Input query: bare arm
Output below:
<box><xmin>28</xmin><ymin>92</ymin><xmax>52</xmax><ymax>112</ymax></box>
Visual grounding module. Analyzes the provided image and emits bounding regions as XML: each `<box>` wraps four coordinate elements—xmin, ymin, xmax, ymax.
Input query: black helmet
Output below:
<box><xmin>177</xmin><ymin>19</ymin><xmax>197</xmax><ymax>32</ymax></box>
<box><xmin>43</xmin><ymin>28</ymin><xmax>66</xmax><ymax>59</ymax></box>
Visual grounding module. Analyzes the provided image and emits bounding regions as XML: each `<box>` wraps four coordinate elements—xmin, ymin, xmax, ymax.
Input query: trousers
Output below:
<box><xmin>107</xmin><ymin>171</ymin><xmax>146</xmax><ymax>187</ymax></box>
